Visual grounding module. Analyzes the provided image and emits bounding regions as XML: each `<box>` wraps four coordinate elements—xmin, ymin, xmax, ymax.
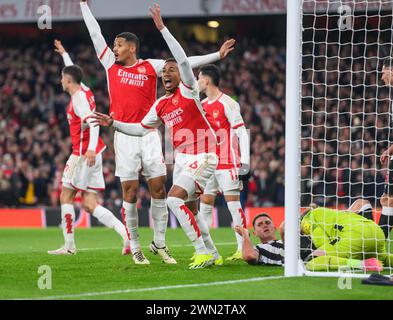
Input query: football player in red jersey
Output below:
<box><xmin>198</xmin><ymin>64</ymin><xmax>250</xmax><ymax>261</ymax></box>
<box><xmin>92</xmin><ymin>4</ymin><xmax>232</xmax><ymax>269</ymax></box>
<box><xmin>80</xmin><ymin>0</ymin><xmax>235</xmax><ymax>265</ymax></box>
<box><xmin>48</xmin><ymin>40</ymin><xmax>130</xmax><ymax>256</ymax></box>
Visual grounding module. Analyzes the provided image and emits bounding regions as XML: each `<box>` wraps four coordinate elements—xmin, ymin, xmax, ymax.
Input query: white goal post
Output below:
<box><xmin>285</xmin><ymin>0</ymin><xmax>393</xmax><ymax>278</ymax></box>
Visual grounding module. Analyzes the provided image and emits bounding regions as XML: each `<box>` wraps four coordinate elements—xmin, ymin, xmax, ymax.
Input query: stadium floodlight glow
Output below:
<box><xmin>207</xmin><ymin>20</ymin><xmax>220</xmax><ymax>28</ymax></box>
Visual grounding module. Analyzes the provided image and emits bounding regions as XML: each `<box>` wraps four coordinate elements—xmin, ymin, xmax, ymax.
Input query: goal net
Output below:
<box><xmin>286</xmin><ymin>0</ymin><xmax>393</xmax><ymax>277</ymax></box>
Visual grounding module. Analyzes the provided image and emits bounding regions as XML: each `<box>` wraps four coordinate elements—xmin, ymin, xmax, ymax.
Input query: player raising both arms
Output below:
<box><xmin>93</xmin><ymin>4</ymin><xmax>223</xmax><ymax>269</ymax></box>
<box><xmin>48</xmin><ymin>40</ymin><xmax>129</xmax><ymax>255</ymax></box>
<box><xmin>197</xmin><ymin>64</ymin><xmax>250</xmax><ymax>261</ymax></box>
<box><xmin>80</xmin><ymin>0</ymin><xmax>235</xmax><ymax>265</ymax></box>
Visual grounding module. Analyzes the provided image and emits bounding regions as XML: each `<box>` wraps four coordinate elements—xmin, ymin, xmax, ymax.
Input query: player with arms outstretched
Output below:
<box><xmin>48</xmin><ymin>40</ymin><xmax>129</xmax><ymax>255</ymax></box>
<box><xmin>80</xmin><ymin>0</ymin><xmax>235</xmax><ymax>264</ymax></box>
<box><xmin>197</xmin><ymin>64</ymin><xmax>250</xmax><ymax>261</ymax></box>
<box><xmin>93</xmin><ymin>4</ymin><xmax>224</xmax><ymax>269</ymax></box>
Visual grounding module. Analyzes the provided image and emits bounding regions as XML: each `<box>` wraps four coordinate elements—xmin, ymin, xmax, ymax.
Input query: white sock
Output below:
<box><xmin>151</xmin><ymin>198</ymin><xmax>168</xmax><ymax>248</ymax></box>
<box><xmin>166</xmin><ymin>197</ymin><xmax>207</xmax><ymax>254</ymax></box>
<box><xmin>123</xmin><ymin>201</ymin><xmax>140</xmax><ymax>254</ymax></box>
<box><xmin>200</xmin><ymin>202</ymin><xmax>214</xmax><ymax>228</ymax></box>
<box><xmin>227</xmin><ymin>201</ymin><xmax>247</xmax><ymax>251</ymax></box>
<box><xmin>61</xmin><ymin>204</ymin><xmax>75</xmax><ymax>250</ymax></box>
<box><xmin>93</xmin><ymin>205</ymin><xmax>129</xmax><ymax>245</ymax></box>
<box><xmin>195</xmin><ymin>213</ymin><xmax>219</xmax><ymax>259</ymax></box>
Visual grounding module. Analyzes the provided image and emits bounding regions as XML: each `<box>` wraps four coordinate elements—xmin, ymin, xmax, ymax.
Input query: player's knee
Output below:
<box><xmin>122</xmin><ymin>187</ymin><xmax>138</xmax><ymax>202</ymax></box>
<box><xmin>82</xmin><ymin>197</ymin><xmax>97</xmax><ymax>214</ymax></box>
<box><xmin>60</xmin><ymin>189</ymin><xmax>73</xmax><ymax>204</ymax></box>
<box><xmin>150</xmin><ymin>185</ymin><xmax>166</xmax><ymax>199</ymax></box>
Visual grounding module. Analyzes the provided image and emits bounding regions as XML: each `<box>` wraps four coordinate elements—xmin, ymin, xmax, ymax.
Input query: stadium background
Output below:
<box><xmin>1</xmin><ymin>0</ymin><xmax>388</xmax><ymax>229</ymax></box>
<box><xmin>0</xmin><ymin>0</ymin><xmax>289</xmax><ymax>229</ymax></box>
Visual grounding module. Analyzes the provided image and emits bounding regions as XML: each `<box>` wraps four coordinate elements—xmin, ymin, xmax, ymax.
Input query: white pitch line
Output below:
<box><xmin>16</xmin><ymin>276</ymin><xmax>287</xmax><ymax>300</ymax></box>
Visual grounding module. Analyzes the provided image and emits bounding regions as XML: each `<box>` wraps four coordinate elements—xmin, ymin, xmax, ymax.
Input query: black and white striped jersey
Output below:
<box><xmin>255</xmin><ymin>240</ymin><xmax>284</xmax><ymax>266</ymax></box>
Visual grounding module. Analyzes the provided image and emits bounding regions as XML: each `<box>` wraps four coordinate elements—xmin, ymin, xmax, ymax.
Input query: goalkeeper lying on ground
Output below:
<box><xmin>301</xmin><ymin>200</ymin><xmax>393</xmax><ymax>272</ymax></box>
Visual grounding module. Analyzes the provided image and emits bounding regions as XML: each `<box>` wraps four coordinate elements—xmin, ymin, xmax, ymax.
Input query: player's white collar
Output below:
<box><xmin>206</xmin><ymin>92</ymin><xmax>223</xmax><ymax>104</ymax></box>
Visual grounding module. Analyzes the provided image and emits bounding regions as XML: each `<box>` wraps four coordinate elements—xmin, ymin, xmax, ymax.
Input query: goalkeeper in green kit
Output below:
<box><xmin>301</xmin><ymin>200</ymin><xmax>393</xmax><ymax>272</ymax></box>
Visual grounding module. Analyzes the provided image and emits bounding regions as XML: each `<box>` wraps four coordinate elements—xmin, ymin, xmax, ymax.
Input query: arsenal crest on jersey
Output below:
<box><xmin>213</xmin><ymin>109</ymin><xmax>220</xmax><ymax>119</ymax></box>
<box><xmin>172</xmin><ymin>97</ymin><xmax>179</xmax><ymax>105</ymax></box>
<box><xmin>138</xmin><ymin>66</ymin><xmax>146</xmax><ymax>74</ymax></box>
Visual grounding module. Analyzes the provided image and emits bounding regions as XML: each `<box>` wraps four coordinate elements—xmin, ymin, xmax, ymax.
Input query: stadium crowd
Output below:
<box><xmin>0</xmin><ymin>29</ymin><xmax>287</xmax><ymax>209</ymax></box>
<box><xmin>2</xmin><ymin>19</ymin><xmax>393</xmax><ymax>212</ymax></box>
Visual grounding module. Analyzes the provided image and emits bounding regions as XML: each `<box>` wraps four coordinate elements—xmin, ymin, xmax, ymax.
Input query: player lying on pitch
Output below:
<box><xmin>91</xmin><ymin>4</ymin><xmax>224</xmax><ymax>269</ymax></box>
<box><xmin>300</xmin><ymin>200</ymin><xmax>393</xmax><ymax>272</ymax></box>
<box><xmin>234</xmin><ymin>213</ymin><xmax>284</xmax><ymax>266</ymax></box>
<box><xmin>80</xmin><ymin>0</ymin><xmax>234</xmax><ymax>265</ymax></box>
<box><xmin>48</xmin><ymin>40</ymin><xmax>129</xmax><ymax>255</ymax></box>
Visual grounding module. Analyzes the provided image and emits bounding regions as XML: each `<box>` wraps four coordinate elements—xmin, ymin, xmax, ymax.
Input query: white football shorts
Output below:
<box><xmin>204</xmin><ymin>168</ymin><xmax>243</xmax><ymax>196</ymax></box>
<box><xmin>173</xmin><ymin>152</ymin><xmax>218</xmax><ymax>201</ymax></box>
<box><xmin>114</xmin><ymin>130</ymin><xmax>167</xmax><ymax>181</ymax></box>
<box><xmin>62</xmin><ymin>153</ymin><xmax>105</xmax><ymax>192</ymax></box>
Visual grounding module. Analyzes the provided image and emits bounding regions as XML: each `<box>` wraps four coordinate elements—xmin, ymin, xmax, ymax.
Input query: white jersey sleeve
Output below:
<box><xmin>147</xmin><ymin>51</ymin><xmax>220</xmax><ymax>78</ymax></box>
<box><xmin>72</xmin><ymin>91</ymin><xmax>93</xmax><ymax>120</ymax></box>
<box><xmin>80</xmin><ymin>2</ymin><xmax>115</xmax><ymax>70</ymax></box>
<box><xmin>61</xmin><ymin>52</ymin><xmax>73</xmax><ymax>67</ymax></box>
<box><xmin>146</xmin><ymin>58</ymin><xmax>165</xmax><ymax>77</ymax></box>
<box><xmin>141</xmin><ymin>100</ymin><xmax>163</xmax><ymax>129</ymax></box>
<box><xmin>72</xmin><ymin>91</ymin><xmax>98</xmax><ymax>151</ymax></box>
<box><xmin>160</xmin><ymin>27</ymin><xmax>196</xmax><ymax>89</ymax></box>
<box><xmin>222</xmin><ymin>95</ymin><xmax>244</xmax><ymax>129</ymax></box>
<box><xmin>221</xmin><ymin>95</ymin><xmax>249</xmax><ymax>165</ymax></box>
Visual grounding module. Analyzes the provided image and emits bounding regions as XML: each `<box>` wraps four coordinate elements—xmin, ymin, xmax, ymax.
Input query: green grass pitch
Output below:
<box><xmin>1</xmin><ymin>227</ymin><xmax>393</xmax><ymax>300</ymax></box>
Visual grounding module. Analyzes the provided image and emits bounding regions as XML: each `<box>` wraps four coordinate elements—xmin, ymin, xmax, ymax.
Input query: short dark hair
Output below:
<box><xmin>116</xmin><ymin>32</ymin><xmax>140</xmax><ymax>53</ymax></box>
<box><xmin>164</xmin><ymin>57</ymin><xmax>177</xmax><ymax>64</ymax></box>
<box><xmin>62</xmin><ymin>65</ymin><xmax>83</xmax><ymax>84</ymax></box>
<box><xmin>199</xmin><ymin>64</ymin><xmax>220</xmax><ymax>86</ymax></box>
<box><xmin>252</xmin><ymin>213</ymin><xmax>273</xmax><ymax>228</ymax></box>
<box><xmin>383</xmin><ymin>57</ymin><xmax>393</xmax><ymax>69</ymax></box>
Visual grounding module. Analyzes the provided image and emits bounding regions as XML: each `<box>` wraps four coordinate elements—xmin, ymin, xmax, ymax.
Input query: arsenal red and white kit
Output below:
<box><xmin>62</xmin><ymin>85</ymin><xmax>106</xmax><ymax>192</ymax></box>
<box><xmin>138</xmin><ymin>82</ymin><xmax>218</xmax><ymax>200</ymax></box>
<box><xmin>99</xmin><ymin>49</ymin><xmax>167</xmax><ymax>180</ymax></box>
<box><xmin>202</xmin><ymin>93</ymin><xmax>245</xmax><ymax>195</ymax></box>
<box><xmin>81</xmin><ymin>1</ymin><xmax>221</xmax><ymax>182</ymax></box>
<box><xmin>66</xmin><ymin>85</ymin><xmax>106</xmax><ymax>156</ymax></box>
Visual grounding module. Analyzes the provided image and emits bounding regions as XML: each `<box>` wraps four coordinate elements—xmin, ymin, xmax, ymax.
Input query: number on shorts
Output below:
<box><xmin>189</xmin><ymin>161</ymin><xmax>198</xmax><ymax>169</ymax></box>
